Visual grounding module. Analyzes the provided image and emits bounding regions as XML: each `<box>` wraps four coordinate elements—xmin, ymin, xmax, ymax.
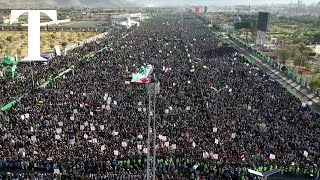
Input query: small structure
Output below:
<box><xmin>248</xmin><ymin>169</ymin><xmax>280</xmax><ymax>180</ymax></box>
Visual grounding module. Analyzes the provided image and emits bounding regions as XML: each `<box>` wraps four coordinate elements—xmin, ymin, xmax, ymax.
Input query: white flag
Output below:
<box><xmin>121</xmin><ymin>142</ymin><xmax>127</xmax><ymax>147</ymax></box>
<box><xmin>213</xmin><ymin>127</ymin><xmax>217</xmax><ymax>132</ymax></box>
<box><xmin>31</xmin><ymin>136</ymin><xmax>36</xmax><ymax>142</ymax></box>
<box><xmin>101</xmin><ymin>145</ymin><xmax>106</xmax><ymax>151</ymax></box>
<box><xmin>137</xmin><ymin>144</ymin><xmax>142</xmax><ymax>150</ymax></box>
<box><xmin>114</xmin><ymin>150</ymin><xmax>119</xmax><ymax>156</ymax></box>
<box><xmin>231</xmin><ymin>133</ymin><xmax>236</xmax><ymax>138</ymax></box>
<box><xmin>172</xmin><ymin>144</ymin><xmax>177</xmax><ymax>150</ymax></box>
<box><xmin>56</xmin><ymin>128</ymin><xmax>62</xmax><ymax>134</ymax></box>
<box><xmin>203</xmin><ymin>152</ymin><xmax>209</xmax><ymax>159</ymax></box>
<box><xmin>165</xmin><ymin>142</ymin><xmax>169</xmax><ymax>147</ymax></box>
<box><xmin>269</xmin><ymin>154</ymin><xmax>276</xmax><ymax>159</ymax></box>
<box><xmin>100</xmin><ymin>125</ymin><xmax>104</xmax><ymax>130</ymax></box>
<box><xmin>54</xmin><ymin>169</ymin><xmax>60</xmax><ymax>174</ymax></box>
<box><xmin>55</xmin><ymin>135</ymin><xmax>61</xmax><ymax>140</ymax></box>
<box><xmin>90</xmin><ymin>125</ymin><xmax>96</xmax><ymax>131</ymax></box>
<box><xmin>25</xmin><ymin>113</ymin><xmax>30</xmax><ymax>119</ymax></box>
<box><xmin>92</xmin><ymin>138</ymin><xmax>98</xmax><ymax>143</ymax></box>
<box><xmin>213</xmin><ymin>154</ymin><xmax>219</xmax><ymax>160</ymax></box>
<box><xmin>303</xmin><ymin>151</ymin><xmax>308</xmax><ymax>157</ymax></box>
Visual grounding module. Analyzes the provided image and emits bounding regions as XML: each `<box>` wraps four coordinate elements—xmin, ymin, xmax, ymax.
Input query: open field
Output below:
<box><xmin>0</xmin><ymin>31</ymin><xmax>100</xmax><ymax>58</ymax></box>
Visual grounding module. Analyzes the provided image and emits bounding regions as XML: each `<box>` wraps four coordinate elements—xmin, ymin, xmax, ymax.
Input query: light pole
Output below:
<box><xmin>146</xmin><ymin>82</ymin><xmax>160</xmax><ymax>180</ymax></box>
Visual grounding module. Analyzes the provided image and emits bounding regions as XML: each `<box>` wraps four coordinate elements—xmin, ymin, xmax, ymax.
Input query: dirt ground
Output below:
<box><xmin>0</xmin><ymin>31</ymin><xmax>100</xmax><ymax>58</ymax></box>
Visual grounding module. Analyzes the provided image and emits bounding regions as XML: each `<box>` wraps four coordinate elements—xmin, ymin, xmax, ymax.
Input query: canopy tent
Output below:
<box><xmin>2</xmin><ymin>56</ymin><xmax>19</xmax><ymax>66</ymax></box>
<box><xmin>3</xmin><ymin>66</ymin><xmax>17</xmax><ymax>77</ymax></box>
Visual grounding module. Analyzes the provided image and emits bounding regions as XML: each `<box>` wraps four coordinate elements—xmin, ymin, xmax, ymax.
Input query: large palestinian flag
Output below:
<box><xmin>131</xmin><ymin>64</ymin><xmax>154</xmax><ymax>84</ymax></box>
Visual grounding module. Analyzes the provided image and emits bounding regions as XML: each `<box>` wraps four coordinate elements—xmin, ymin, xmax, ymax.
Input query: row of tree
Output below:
<box><xmin>275</xmin><ymin>43</ymin><xmax>313</xmax><ymax>67</ymax></box>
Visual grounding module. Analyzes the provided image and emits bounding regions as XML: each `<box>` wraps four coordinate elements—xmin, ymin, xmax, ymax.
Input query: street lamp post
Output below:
<box><xmin>146</xmin><ymin>83</ymin><xmax>160</xmax><ymax>180</ymax></box>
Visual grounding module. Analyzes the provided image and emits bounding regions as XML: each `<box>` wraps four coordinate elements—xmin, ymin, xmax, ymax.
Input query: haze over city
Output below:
<box><xmin>0</xmin><ymin>0</ymin><xmax>319</xmax><ymax>8</ymax></box>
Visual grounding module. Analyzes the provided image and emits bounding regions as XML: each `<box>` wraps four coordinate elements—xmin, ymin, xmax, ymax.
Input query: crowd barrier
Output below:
<box><xmin>0</xmin><ymin>157</ymin><xmax>318</xmax><ymax>179</ymax></box>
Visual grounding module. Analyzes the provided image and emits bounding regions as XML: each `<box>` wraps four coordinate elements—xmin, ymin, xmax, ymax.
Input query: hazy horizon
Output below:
<box><xmin>0</xmin><ymin>0</ymin><xmax>319</xmax><ymax>8</ymax></box>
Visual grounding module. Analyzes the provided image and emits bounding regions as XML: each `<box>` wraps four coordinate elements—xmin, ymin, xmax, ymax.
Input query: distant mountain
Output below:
<box><xmin>0</xmin><ymin>0</ymin><xmax>137</xmax><ymax>8</ymax></box>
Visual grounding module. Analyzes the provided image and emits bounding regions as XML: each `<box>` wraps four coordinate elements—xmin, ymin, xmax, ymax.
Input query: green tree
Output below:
<box><xmin>275</xmin><ymin>49</ymin><xmax>290</xmax><ymax>64</ymax></box>
<box><xmin>293</xmin><ymin>53</ymin><xmax>308</xmax><ymax>67</ymax></box>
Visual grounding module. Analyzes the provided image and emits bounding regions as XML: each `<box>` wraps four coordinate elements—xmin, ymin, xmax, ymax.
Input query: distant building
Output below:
<box><xmin>221</xmin><ymin>24</ymin><xmax>234</xmax><ymax>33</ymax></box>
<box><xmin>315</xmin><ymin>45</ymin><xmax>320</xmax><ymax>55</ymax></box>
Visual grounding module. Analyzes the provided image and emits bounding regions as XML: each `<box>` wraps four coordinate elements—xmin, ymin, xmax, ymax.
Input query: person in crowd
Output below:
<box><xmin>0</xmin><ymin>12</ymin><xmax>319</xmax><ymax>179</ymax></box>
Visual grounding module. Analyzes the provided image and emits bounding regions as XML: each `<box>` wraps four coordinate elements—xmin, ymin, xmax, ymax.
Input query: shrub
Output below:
<box><xmin>6</xmin><ymin>36</ymin><xmax>13</xmax><ymax>42</ymax></box>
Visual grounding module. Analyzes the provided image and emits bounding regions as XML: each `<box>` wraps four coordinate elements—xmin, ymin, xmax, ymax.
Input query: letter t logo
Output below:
<box><xmin>10</xmin><ymin>10</ymin><xmax>57</xmax><ymax>61</ymax></box>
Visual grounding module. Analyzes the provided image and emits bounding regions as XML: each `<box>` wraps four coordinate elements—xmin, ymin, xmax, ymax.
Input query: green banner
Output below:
<box><xmin>1</xmin><ymin>100</ymin><xmax>17</xmax><ymax>111</ymax></box>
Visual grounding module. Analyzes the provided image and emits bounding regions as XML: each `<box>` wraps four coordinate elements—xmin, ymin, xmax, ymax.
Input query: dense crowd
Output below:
<box><xmin>0</xmin><ymin>12</ymin><xmax>320</xmax><ymax>179</ymax></box>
